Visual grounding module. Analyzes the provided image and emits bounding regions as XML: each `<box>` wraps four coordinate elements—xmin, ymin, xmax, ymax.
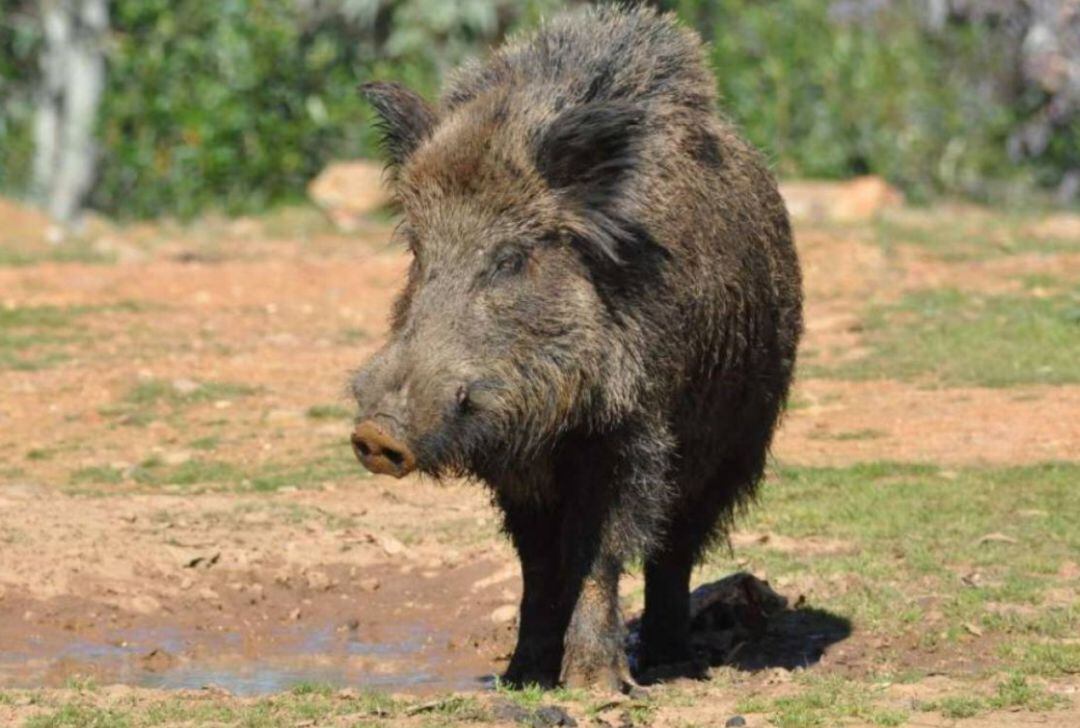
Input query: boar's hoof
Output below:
<box><xmin>501</xmin><ymin>665</ymin><xmax>559</xmax><ymax>690</ymax></box>
<box><xmin>560</xmin><ymin>658</ymin><xmax>634</xmax><ymax>694</ymax></box>
<box><xmin>351</xmin><ymin>420</ymin><xmax>416</xmax><ymax>477</ymax></box>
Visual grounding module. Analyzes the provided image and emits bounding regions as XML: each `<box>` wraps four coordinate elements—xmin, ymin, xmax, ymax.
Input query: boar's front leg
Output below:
<box><xmin>557</xmin><ymin>423</ymin><xmax>673</xmax><ymax>692</ymax></box>
<box><xmin>499</xmin><ymin>494</ymin><xmax>571</xmax><ymax>688</ymax></box>
<box><xmin>559</xmin><ymin>552</ymin><xmax>630</xmax><ymax>692</ymax></box>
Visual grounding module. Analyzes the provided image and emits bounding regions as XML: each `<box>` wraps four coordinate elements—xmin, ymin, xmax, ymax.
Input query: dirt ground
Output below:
<box><xmin>0</xmin><ymin>198</ymin><xmax>1077</xmax><ymax>727</ymax></box>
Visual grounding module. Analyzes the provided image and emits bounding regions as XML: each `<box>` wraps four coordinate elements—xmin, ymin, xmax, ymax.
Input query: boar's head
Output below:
<box><xmin>350</xmin><ymin>82</ymin><xmax>654</xmax><ymax>481</ymax></box>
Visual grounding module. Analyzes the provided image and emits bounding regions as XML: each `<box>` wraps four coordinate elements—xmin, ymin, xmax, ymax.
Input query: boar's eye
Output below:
<box><xmin>487</xmin><ymin>246</ymin><xmax>527</xmax><ymax>282</ymax></box>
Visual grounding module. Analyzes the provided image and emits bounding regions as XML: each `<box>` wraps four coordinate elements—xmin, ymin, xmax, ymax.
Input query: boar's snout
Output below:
<box><xmin>351</xmin><ymin>419</ymin><xmax>416</xmax><ymax>478</ymax></box>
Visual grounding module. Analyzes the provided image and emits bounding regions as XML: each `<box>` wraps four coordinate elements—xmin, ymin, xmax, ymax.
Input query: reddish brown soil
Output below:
<box><xmin>0</xmin><ymin>201</ymin><xmax>1077</xmax><ymax>723</ymax></box>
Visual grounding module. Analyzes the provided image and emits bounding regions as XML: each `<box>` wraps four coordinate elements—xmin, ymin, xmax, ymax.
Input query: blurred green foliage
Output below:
<box><xmin>0</xmin><ymin>1</ymin><xmax>40</xmax><ymax>194</ymax></box>
<box><xmin>95</xmin><ymin>0</ymin><xmax>556</xmax><ymax>218</ymax></box>
<box><xmin>677</xmin><ymin>0</ymin><xmax>1067</xmax><ymax>204</ymax></box>
<box><xmin>0</xmin><ymin>0</ymin><xmax>1076</xmax><ymax>217</ymax></box>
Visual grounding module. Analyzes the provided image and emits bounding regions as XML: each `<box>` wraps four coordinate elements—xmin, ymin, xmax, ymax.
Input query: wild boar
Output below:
<box><xmin>351</xmin><ymin>4</ymin><xmax>802</xmax><ymax>691</ymax></box>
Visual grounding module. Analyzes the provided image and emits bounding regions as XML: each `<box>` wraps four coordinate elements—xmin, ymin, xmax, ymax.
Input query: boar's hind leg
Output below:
<box><xmin>638</xmin><ymin>509</ymin><xmax>714</xmax><ymax>675</ymax></box>
<box><xmin>499</xmin><ymin>497</ymin><xmax>570</xmax><ymax>688</ymax></box>
<box><xmin>639</xmin><ymin>461</ymin><xmax>762</xmax><ymax>675</ymax></box>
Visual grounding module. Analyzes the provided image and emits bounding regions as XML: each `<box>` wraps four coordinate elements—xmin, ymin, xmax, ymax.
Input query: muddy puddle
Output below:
<box><xmin>0</xmin><ymin>559</ymin><xmax>513</xmax><ymax>695</ymax></box>
<box><xmin>0</xmin><ymin>620</ymin><xmax>491</xmax><ymax>695</ymax></box>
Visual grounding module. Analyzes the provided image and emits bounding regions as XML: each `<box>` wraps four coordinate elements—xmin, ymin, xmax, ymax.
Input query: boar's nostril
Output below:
<box><xmin>351</xmin><ymin>421</ymin><xmax>416</xmax><ymax>478</ymax></box>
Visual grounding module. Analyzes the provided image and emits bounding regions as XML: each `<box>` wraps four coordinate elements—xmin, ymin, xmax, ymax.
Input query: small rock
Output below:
<box><xmin>1027</xmin><ymin>213</ymin><xmax>1080</xmax><ymax>241</ymax></box>
<box><xmin>305</xmin><ymin>570</ymin><xmax>333</xmax><ymax>591</ymax></box>
<box><xmin>308</xmin><ymin>160</ymin><xmax>391</xmax><ymax>231</ymax></box>
<box><xmin>266</xmin><ymin>408</ymin><xmax>305</xmax><ymax>425</ymax></box>
<box><xmin>185</xmin><ymin>552</ymin><xmax>220</xmax><ymax>569</ymax></box>
<box><xmin>161</xmin><ymin>450</ymin><xmax>192</xmax><ymax>466</ymax></box>
<box><xmin>91</xmin><ymin>236</ymin><xmax>147</xmax><ymax>264</ymax></box>
<box><xmin>141</xmin><ymin>648</ymin><xmax>176</xmax><ymax>671</ymax></box>
<box><xmin>129</xmin><ymin>594</ymin><xmax>161</xmax><ymax>615</ymax></box>
<box><xmin>171</xmin><ymin>378</ymin><xmax>201</xmax><ymax>396</ymax></box>
<box><xmin>379</xmin><ymin>535</ymin><xmax>407</xmax><ymax>556</ymax></box>
<box><xmin>780</xmin><ymin>176</ymin><xmax>903</xmax><ymax>223</ymax></box>
<box><xmin>726</xmin><ymin>717</ymin><xmax>747</xmax><ymax>728</ymax></box>
<box><xmin>535</xmin><ymin>705</ymin><xmax>577</xmax><ymax>727</ymax></box>
<box><xmin>359</xmin><ymin>577</ymin><xmax>381</xmax><ymax>592</ymax></box>
<box><xmin>491</xmin><ymin>700</ymin><xmax>532</xmax><ymax>724</ymax></box>
<box><xmin>289</xmin><ymin>607</ymin><xmax>302</xmax><ymax>621</ymax></box>
<box><xmin>490</xmin><ymin>603</ymin><xmax>518</xmax><ymax>624</ymax></box>
<box><xmin>977</xmin><ymin>532</ymin><xmax>1018</xmax><ymax>546</ymax></box>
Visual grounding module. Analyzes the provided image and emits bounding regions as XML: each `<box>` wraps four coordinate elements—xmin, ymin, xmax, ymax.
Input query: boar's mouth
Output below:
<box><xmin>352</xmin><ymin>378</ymin><xmax>519</xmax><ymax>481</ymax></box>
<box><xmin>409</xmin><ymin>407</ymin><xmax>509</xmax><ymax>480</ymax></box>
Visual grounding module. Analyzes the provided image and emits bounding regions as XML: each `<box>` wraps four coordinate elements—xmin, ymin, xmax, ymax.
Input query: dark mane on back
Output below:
<box><xmin>442</xmin><ymin>5</ymin><xmax>715</xmax><ymax>114</ymax></box>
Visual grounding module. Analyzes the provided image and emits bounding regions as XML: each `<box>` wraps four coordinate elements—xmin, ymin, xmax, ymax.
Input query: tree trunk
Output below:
<box><xmin>31</xmin><ymin>0</ymin><xmax>108</xmax><ymax>229</ymax></box>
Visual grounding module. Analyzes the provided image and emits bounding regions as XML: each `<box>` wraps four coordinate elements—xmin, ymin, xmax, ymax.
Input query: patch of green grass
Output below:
<box><xmin>246</xmin><ymin>451</ymin><xmax>362</xmax><ymax>492</ymax></box>
<box><xmin>734</xmin><ymin>694</ymin><xmax>771</xmax><ymax>715</ymax></box>
<box><xmin>0</xmin><ymin>241</ymin><xmax>117</xmax><ymax>268</ymax></box>
<box><xmin>338</xmin><ymin>326</ymin><xmax>372</xmax><ymax>345</ymax></box>
<box><xmin>70</xmin><ymin>466</ymin><xmax>125</xmax><ymax>486</ymax></box>
<box><xmin>141</xmin><ymin>701</ymin><xmax>243</xmax><ymax>725</ymax></box>
<box><xmin>133</xmin><ymin>459</ymin><xmax>242</xmax><ymax>487</ymax></box>
<box><xmin>306</xmin><ymin>403</ymin><xmax>352</xmax><ymax>420</ymax></box>
<box><xmin>0</xmin><ymin>465</ymin><xmax>27</xmax><ymax>481</ymax></box>
<box><xmin>0</xmin><ymin>305</ymin><xmax>80</xmax><ymax>370</ymax></box>
<box><xmin>819</xmin><ymin>289</ymin><xmax>1080</xmax><ymax>386</ymax></box>
<box><xmin>290</xmin><ymin>681</ymin><xmax>336</xmax><ymax>697</ymax></box>
<box><xmin>761</xmin><ymin>674</ymin><xmax>907</xmax><ymax>728</ymax></box>
<box><xmin>419</xmin><ymin>695</ymin><xmax>490</xmax><ymax>722</ymax></box>
<box><xmin>1001</xmin><ymin>642</ymin><xmax>1080</xmax><ymax>678</ymax></box>
<box><xmin>101</xmin><ymin>378</ymin><xmax>258</xmax><ymax>428</ymax></box>
<box><xmin>929</xmin><ymin>695</ymin><xmax>984</xmax><ymax>719</ymax></box>
<box><xmin>69</xmin><ymin>447</ymin><xmax>362</xmax><ymax>493</ymax></box>
<box><xmin>710</xmin><ymin>462</ymin><xmax>1080</xmax><ymax>671</ymax></box>
<box><xmin>991</xmin><ymin>673</ymin><xmax>1062</xmax><ymax>710</ymax></box>
<box><xmin>919</xmin><ymin>674</ymin><xmax>1063</xmax><ymax>719</ymax></box>
<box><xmin>0</xmin><ymin>302</ymin><xmax>151</xmax><ymax>371</ymax></box>
<box><xmin>1018</xmin><ymin>273</ymin><xmax>1070</xmax><ymax>293</ymax></box>
<box><xmin>17</xmin><ymin>689</ymin><xmax>495</xmax><ymax>727</ymax></box>
<box><xmin>24</xmin><ymin>705</ymin><xmax>130</xmax><ymax>728</ymax></box>
<box><xmin>188</xmin><ymin>435</ymin><xmax>220</xmax><ymax>451</ymax></box>
<box><xmin>26</xmin><ymin>447</ymin><xmax>55</xmax><ymax>461</ymax></box>
<box><xmin>125</xmin><ymin>379</ymin><xmax>257</xmax><ymax>407</ymax></box>
<box><xmin>492</xmin><ymin>680</ymin><xmax>586</xmax><ymax>711</ymax></box>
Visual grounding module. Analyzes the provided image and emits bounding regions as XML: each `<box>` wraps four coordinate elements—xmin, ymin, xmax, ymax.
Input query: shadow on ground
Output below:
<box><xmin>630</xmin><ymin>572</ymin><xmax>852</xmax><ymax>683</ymax></box>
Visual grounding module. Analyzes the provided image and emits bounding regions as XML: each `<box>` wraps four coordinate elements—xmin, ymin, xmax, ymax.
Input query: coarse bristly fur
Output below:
<box><xmin>351</xmin><ymin>3</ymin><xmax>803</xmax><ymax>691</ymax></box>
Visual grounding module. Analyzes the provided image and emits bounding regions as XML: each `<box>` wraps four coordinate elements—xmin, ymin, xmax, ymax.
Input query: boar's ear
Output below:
<box><xmin>360</xmin><ymin>82</ymin><xmax>438</xmax><ymax>169</ymax></box>
<box><xmin>535</xmin><ymin>102</ymin><xmax>645</xmax><ymax>262</ymax></box>
<box><xmin>536</xmin><ymin>102</ymin><xmax>643</xmax><ymax>199</ymax></box>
